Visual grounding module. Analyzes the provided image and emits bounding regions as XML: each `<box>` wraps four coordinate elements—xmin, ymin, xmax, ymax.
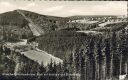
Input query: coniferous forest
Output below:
<box><xmin>0</xmin><ymin>28</ymin><xmax>128</xmax><ymax>80</ymax></box>
<box><xmin>0</xmin><ymin>8</ymin><xmax>128</xmax><ymax>80</ymax></box>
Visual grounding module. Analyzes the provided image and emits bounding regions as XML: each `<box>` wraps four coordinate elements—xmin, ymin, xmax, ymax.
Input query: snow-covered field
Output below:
<box><xmin>21</xmin><ymin>49</ymin><xmax>63</xmax><ymax>66</ymax></box>
<box><xmin>5</xmin><ymin>39</ymin><xmax>27</xmax><ymax>47</ymax></box>
<box><xmin>119</xmin><ymin>75</ymin><xmax>127</xmax><ymax>80</ymax></box>
<box><xmin>99</xmin><ymin>21</ymin><xmax>127</xmax><ymax>27</ymax></box>
<box><xmin>71</xmin><ymin>19</ymin><xmax>98</xmax><ymax>24</ymax></box>
<box><xmin>5</xmin><ymin>39</ymin><xmax>63</xmax><ymax>66</ymax></box>
<box><xmin>77</xmin><ymin>30</ymin><xmax>102</xmax><ymax>35</ymax></box>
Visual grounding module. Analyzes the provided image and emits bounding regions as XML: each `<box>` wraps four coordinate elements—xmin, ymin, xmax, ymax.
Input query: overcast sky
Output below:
<box><xmin>0</xmin><ymin>0</ymin><xmax>127</xmax><ymax>17</ymax></box>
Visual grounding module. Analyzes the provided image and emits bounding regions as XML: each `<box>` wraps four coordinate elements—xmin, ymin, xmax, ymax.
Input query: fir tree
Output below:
<box><xmin>104</xmin><ymin>38</ymin><xmax>111</xmax><ymax>79</ymax></box>
<box><xmin>48</xmin><ymin>59</ymin><xmax>53</xmax><ymax>73</ymax></box>
<box><xmin>74</xmin><ymin>48</ymin><xmax>80</xmax><ymax>73</ymax></box>
<box><xmin>119</xmin><ymin>29</ymin><xmax>127</xmax><ymax>75</ymax></box>
<box><xmin>79</xmin><ymin>49</ymin><xmax>86</xmax><ymax>80</ymax></box>
<box><xmin>62</xmin><ymin>59</ymin><xmax>69</xmax><ymax>80</ymax></box>
<box><xmin>68</xmin><ymin>52</ymin><xmax>75</xmax><ymax>80</ymax></box>
<box><xmin>56</xmin><ymin>62</ymin><xmax>63</xmax><ymax>80</ymax></box>
<box><xmin>38</xmin><ymin>62</ymin><xmax>46</xmax><ymax>80</ymax></box>
<box><xmin>111</xmin><ymin>31</ymin><xmax>120</xmax><ymax>79</ymax></box>
<box><xmin>96</xmin><ymin>37</ymin><xmax>103</xmax><ymax>80</ymax></box>
<box><xmin>87</xmin><ymin>38</ymin><xmax>96</xmax><ymax>80</ymax></box>
<box><xmin>39</xmin><ymin>62</ymin><xmax>46</xmax><ymax>74</ymax></box>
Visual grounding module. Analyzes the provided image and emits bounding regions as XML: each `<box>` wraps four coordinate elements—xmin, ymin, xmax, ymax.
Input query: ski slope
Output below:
<box><xmin>21</xmin><ymin>49</ymin><xmax>63</xmax><ymax>66</ymax></box>
<box><xmin>5</xmin><ymin>39</ymin><xmax>63</xmax><ymax>66</ymax></box>
<box><xmin>16</xmin><ymin>10</ymin><xmax>44</xmax><ymax>36</ymax></box>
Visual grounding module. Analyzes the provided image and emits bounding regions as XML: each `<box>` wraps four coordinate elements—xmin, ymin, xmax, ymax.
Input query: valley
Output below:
<box><xmin>0</xmin><ymin>9</ymin><xmax>128</xmax><ymax>80</ymax></box>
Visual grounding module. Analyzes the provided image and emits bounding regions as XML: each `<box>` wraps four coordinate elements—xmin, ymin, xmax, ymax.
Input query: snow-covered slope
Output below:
<box><xmin>119</xmin><ymin>75</ymin><xmax>127</xmax><ymax>80</ymax></box>
<box><xmin>5</xmin><ymin>39</ymin><xmax>63</xmax><ymax>66</ymax></box>
<box><xmin>21</xmin><ymin>49</ymin><xmax>63</xmax><ymax>66</ymax></box>
<box><xmin>99</xmin><ymin>21</ymin><xmax>127</xmax><ymax>27</ymax></box>
<box><xmin>77</xmin><ymin>30</ymin><xmax>102</xmax><ymax>35</ymax></box>
<box><xmin>6</xmin><ymin>39</ymin><xmax>27</xmax><ymax>46</ymax></box>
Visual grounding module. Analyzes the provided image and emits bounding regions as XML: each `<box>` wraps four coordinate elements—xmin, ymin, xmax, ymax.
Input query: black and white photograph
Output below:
<box><xmin>0</xmin><ymin>0</ymin><xmax>128</xmax><ymax>80</ymax></box>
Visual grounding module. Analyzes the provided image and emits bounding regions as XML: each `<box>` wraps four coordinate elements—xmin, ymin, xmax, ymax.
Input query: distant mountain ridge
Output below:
<box><xmin>68</xmin><ymin>15</ymin><xmax>118</xmax><ymax>20</ymax></box>
<box><xmin>0</xmin><ymin>9</ymin><xmax>69</xmax><ymax>41</ymax></box>
<box><xmin>0</xmin><ymin>10</ymin><xmax>124</xmax><ymax>36</ymax></box>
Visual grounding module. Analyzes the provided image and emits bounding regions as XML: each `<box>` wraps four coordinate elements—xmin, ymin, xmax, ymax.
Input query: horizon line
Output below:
<box><xmin>0</xmin><ymin>9</ymin><xmax>127</xmax><ymax>18</ymax></box>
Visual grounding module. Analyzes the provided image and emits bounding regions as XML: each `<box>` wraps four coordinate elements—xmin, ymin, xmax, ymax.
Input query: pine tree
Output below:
<box><xmin>56</xmin><ymin>62</ymin><xmax>63</xmax><ymax>80</ymax></box>
<box><xmin>87</xmin><ymin>38</ymin><xmax>96</xmax><ymax>80</ymax></box>
<box><xmin>96</xmin><ymin>37</ymin><xmax>103</xmax><ymax>80</ymax></box>
<box><xmin>47</xmin><ymin>59</ymin><xmax>58</xmax><ymax>80</ymax></box>
<box><xmin>74</xmin><ymin>48</ymin><xmax>80</xmax><ymax>73</ymax></box>
<box><xmin>68</xmin><ymin>52</ymin><xmax>75</xmax><ymax>80</ymax></box>
<box><xmin>104</xmin><ymin>38</ymin><xmax>111</xmax><ymax>79</ymax></box>
<box><xmin>52</xmin><ymin>62</ymin><xmax>57</xmax><ymax>80</ymax></box>
<box><xmin>69</xmin><ymin>53</ymin><xmax>73</xmax><ymax>65</ymax></box>
<box><xmin>126</xmin><ymin>29</ymin><xmax>128</xmax><ymax>75</ymax></box>
<box><xmin>79</xmin><ymin>49</ymin><xmax>86</xmax><ymax>80</ymax></box>
<box><xmin>62</xmin><ymin>59</ymin><xmax>69</xmax><ymax>80</ymax></box>
<box><xmin>119</xmin><ymin>29</ymin><xmax>127</xmax><ymax>75</ymax></box>
<box><xmin>111</xmin><ymin>31</ymin><xmax>120</xmax><ymax>79</ymax></box>
<box><xmin>48</xmin><ymin>59</ymin><xmax>53</xmax><ymax>74</ymax></box>
<box><xmin>39</xmin><ymin>62</ymin><xmax>46</xmax><ymax>74</ymax></box>
<box><xmin>38</xmin><ymin>62</ymin><xmax>46</xmax><ymax>80</ymax></box>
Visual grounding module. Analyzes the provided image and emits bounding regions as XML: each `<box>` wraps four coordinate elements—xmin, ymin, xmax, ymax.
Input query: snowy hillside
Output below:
<box><xmin>5</xmin><ymin>39</ymin><xmax>63</xmax><ymax>66</ymax></box>
<box><xmin>21</xmin><ymin>49</ymin><xmax>63</xmax><ymax>66</ymax></box>
<box><xmin>99</xmin><ymin>21</ymin><xmax>127</xmax><ymax>27</ymax></box>
<box><xmin>77</xmin><ymin>30</ymin><xmax>102</xmax><ymax>35</ymax></box>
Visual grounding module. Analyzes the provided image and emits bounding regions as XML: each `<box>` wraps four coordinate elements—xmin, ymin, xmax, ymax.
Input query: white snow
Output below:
<box><xmin>77</xmin><ymin>30</ymin><xmax>102</xmax><ymax>34</ymax></box>
<box><xmin>5</xmin><ymin>39</ymin><xmax>27</xmax><ymax>50</ymax></box>
<box><xmin>71</xmin><ymin>20</ymin><xmax>98</xmax><ymax>24</ymax></box>
<box><xmin>6</xmin><ymin>39</ymin><xmax>27</xmax><ymax>46</ymax></box>
<box><xmin>14</xmin><ymin>63</ymin><xmax>20</xmax><ymax>75</ymax></box>
<box><xmin>28</xmin><ymin>23</ymin><xmax>41</xmax><ymax>36</ymax></box>
<box><xmin>99</xmin><ymin>21</ymin><xmax>127</xmax><ymax>27</ymax></box>
<box><xmin>21</xmin><ymin>49</ymin><xmax>63</xmax><ymax>66</ymax></box>
<box><xmin>119</xmin><ymin>75</ymin><xmax>127</xmax><ymax>80</ymax></box>
<box><xmin>5</xmin><ymin>40</ymin><xmax>63</xmax><ymax>66</ymax></box>
<box><xmin>17</xmin><ymin>39</ymin><xmax>27</xmax><ymax>45</ymax></box>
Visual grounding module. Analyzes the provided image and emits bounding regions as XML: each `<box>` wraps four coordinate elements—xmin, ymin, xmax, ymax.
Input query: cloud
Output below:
<box><xmin>0</xmin><ymin>2</ymin><xmax>17</xmax><ymax>13</ymax></box>
<box><xmin>0</xmin><ymin>2</ymin><xmax>13</xmax><ymax>7</ymax></box>
<box><xmin>67</xmin><ymin>2</ymin><xmax>127</xmax><ymax>16</ymax></box>
<box><xmin>45</xmin><ymin>6</ymin><xmax>64</xmax><ymax>12</ymax></box>
<box><xmin>20</xmin><ymin>2</ymin><xmax>36</xmax><ymax>9</ymax></box>
<box><xmin>27</xmin><ymin>3</ymin><xmax>36</xmax><ymax>7</ymax></box>
<box><xmin>93</xmin><ymin>2</ymin><xmax>127</xmax><ymax>15</ymax></box>
<box><xmin>0</xmin><ymin>1</ymin><xmax>127</xmax><ymax>17</ymax></box>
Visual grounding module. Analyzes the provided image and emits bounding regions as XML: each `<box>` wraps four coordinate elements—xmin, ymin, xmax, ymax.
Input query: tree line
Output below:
<box><xmin>69</xmin><ymin>28</ymin><xmax>128</xmax><ymax>80</ymax></box>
